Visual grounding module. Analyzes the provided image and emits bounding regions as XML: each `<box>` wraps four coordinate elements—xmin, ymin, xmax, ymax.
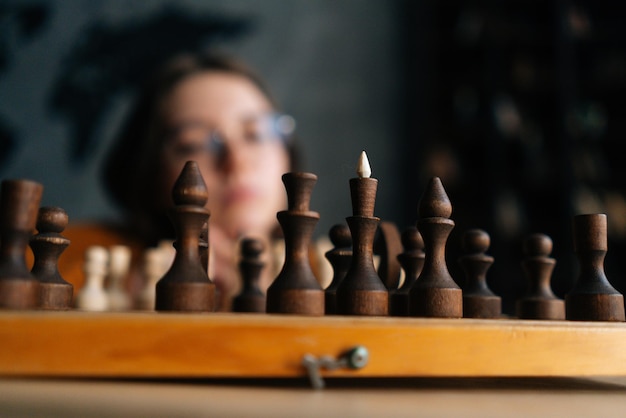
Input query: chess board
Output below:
<box><xmin>1</xmin><ymin>312</ymin><xmax>625</xmax><ymax>379</ymax></box>
<box><xmin>3</xmin><ymin>168</ymin><xmax>626</xmax><ymax>384</ymax></box>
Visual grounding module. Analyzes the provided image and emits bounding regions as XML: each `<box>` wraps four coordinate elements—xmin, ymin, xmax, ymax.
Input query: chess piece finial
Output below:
<box><xmin>458</xmin><ymin>229</ymin><xmax>501</xmax><ymax>318</ymax></box>
<box><xmin>516</xmin><ymin>233</ymin><xmax>564</xmax><ymax>320</ymax></box>
<box><xmin>389</xmin><ymin>226</ymin><xmax>425</xmax><ymax>316</ymax></box>
<box><xmin>172</xmin><ymin>161</ymin><xmax>209</xmax><ymax>206</ymax></box>
<box><xmin>324</xmin><ymin>224</ymin><xmax>352</xmax><ymax>315</ymax></box>
<box><xmin>36</xmin><ymin>206</ymin><xmax>68</xmax><ymax>233</ymax></box>
<box><xmin>155</xmin><ymin>161</ymin><xmax>215</xmax><ymax>312</ymax></box>
<box><xmin>566</xmin><ymin>214</ymin><xmax>625</xmax><ymax>321</ymax></box>
<box><xmin>75</xmin><ymin>246</ymin><xmax>109</xmax><ymax>311</ymax></box>
<box><xmin>0</xmin><ymin>179</ymin><xmax>43</xmax><ymax>309</ymax></box>
<box><xmin>418</xmin><ymin>177</ymin><xmax>452</xmax><ymax>219</ymax></box>
<box><xmin>30</xmin><ymin>206</ymin><xmax>73</xmax><ymax>310</ymax></box>
<box><xmin>337</xmin><ymin>153</ymin><xmax>388</xmax><ymax>316</ymax></box>
<box><xmin>282</xmin><ymin>172</ymin><xmax>317</xmax><ymax>213</ymax></box>
<box><xmin>233</xmin><ymin>237</ymin><xmax>266</xmax><ymax>313</ymax></box>
<box><xmin>357</xmin><ymin>151</ymin><xmax>372</xmax><ymax>178</ymax></box>
<box><xmin>266</xmin><ymin>172</ymin><xmax>324</xmax><ymax>315</ymax></box>
<box><xmin>409</xmin><ymin>177</ymin><xmax>462</xmax><ymax>318</ymax></box>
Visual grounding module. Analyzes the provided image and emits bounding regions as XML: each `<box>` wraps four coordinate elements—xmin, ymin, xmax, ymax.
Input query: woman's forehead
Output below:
<box><xmin>162</xmin><ymin>72</ymin><xmax>273</xmax><ymax>124</ymax></box>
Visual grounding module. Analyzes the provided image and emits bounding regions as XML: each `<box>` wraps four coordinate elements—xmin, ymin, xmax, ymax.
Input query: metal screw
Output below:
<box><xmin>302</xmin><ymin>345</ymin><xmax>369</xmax><ymax>389</ymax></box>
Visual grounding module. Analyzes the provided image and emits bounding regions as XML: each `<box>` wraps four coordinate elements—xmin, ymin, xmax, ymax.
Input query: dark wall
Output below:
<box><xmin>0</xmin><ymin>0</ymin><xmax>408</xmax><ymax>240</ymax></box>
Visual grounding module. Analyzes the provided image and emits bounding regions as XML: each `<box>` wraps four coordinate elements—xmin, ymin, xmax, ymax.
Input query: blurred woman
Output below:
<box><xmin>68</xmin><ymin>52</ymin><xmax>299</xmax><ymax>309</ymax></box>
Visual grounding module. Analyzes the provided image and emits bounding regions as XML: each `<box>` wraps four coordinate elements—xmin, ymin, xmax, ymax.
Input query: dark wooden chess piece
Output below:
<box><xmin>324</xmin><ymin>223</ymin><xmax>352</xmax><ymax>315</ymax></box>
<box><xmin>0</xmin><ymin>179</ymin><xmax>43</xmax><ymax>309</ymax></box>
<box><xmin>516</xmin><ymin>233</ymin><xmax>565</xmax><ymax>320</ymax></box>
<box><xmin>409</xmin><ymin>177</ymin><xmax>462</xmax><ymax>318</ymax></box>
<box><xmin>29</xmin><ymin>206</ymin><xmax>73</xmax><ymax>310</ymax></box>
<box><xmin>266</xmin><ymin>172</ymin><xmax>324</xmax><ymax>315</ymax></box>
<box><xmin>389</xmin><ymin>226</ymin><xmax>424</xmax><ymax>316</ymax></box>
<box><xmin>199</xmin><ymin>221</ymin><xmax>209</xmax><ymax>274</ymax></box>
<box><xmin>232</xmin><ymin>238</ymin><xmax>266</xmax><ymax>313</ymax></box>
<box><xmin>336</xmin><ymin>151</ymin><xmax>388</xmax><ymax>316</ymax></box>
<box><xmin>155</xmin><ymin>161</ymin><xmax>215</xmax><ymax>312</ymax></box>
<box><xmin>374</xmin><ymin>221</ymin><xmax>403</xmax><ymax>290</ymax></box>
<box><xmin>565</xmin><ymin>214</ymin><xmax>625</xmax><ymax>321</ymax></box>
<box><xmin>458</xmin><ymin>229</ymin><xmax>501</xmax><ymax>319</ymax></box>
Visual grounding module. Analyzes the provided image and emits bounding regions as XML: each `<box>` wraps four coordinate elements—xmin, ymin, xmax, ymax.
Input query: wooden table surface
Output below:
<box><xmin>2</xmin><ymin>376</ymin><xmax>626</xmax><ymax>418</ymax></box>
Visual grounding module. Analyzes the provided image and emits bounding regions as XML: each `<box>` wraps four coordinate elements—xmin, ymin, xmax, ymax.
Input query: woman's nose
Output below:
<box><xmin>215</xmin><ymin>136</ymin><xmax>252</xmax><ymax>173</ymax></box>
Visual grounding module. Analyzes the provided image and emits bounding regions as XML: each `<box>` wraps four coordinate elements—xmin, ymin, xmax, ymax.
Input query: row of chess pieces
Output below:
<box><xmin>76</xmin><ymin>241</ymin><xmax>175</xmax><ymax>312</ymax></box>
<box><xmin>0</xmin><ymin>153</ymin><xmax>624</xmax><ymax>322</ymax></box>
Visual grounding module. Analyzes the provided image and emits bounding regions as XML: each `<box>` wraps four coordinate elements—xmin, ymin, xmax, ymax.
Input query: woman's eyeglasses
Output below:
<box><xmin>163</xmin><ymin>113</ymin><xmax>295</xmax><ymax>163</ymax></box>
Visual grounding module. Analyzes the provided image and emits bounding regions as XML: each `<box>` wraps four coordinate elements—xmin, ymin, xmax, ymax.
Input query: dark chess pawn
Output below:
<box><xmin>0</xmin><ymin>179</ymin><xmax>43</xmax><ymax>309</ymax></box>
<box><xmin>566</xmin><ymin>214</ymin><xmax>625</xmax><ymax>321</ymax></box>
<box><xmin>233</xmin><ymin>238</ymin><xmax>266</xmax><ymax>313</ymax></box>
<box><xmin>155</xmin><ymin>161</ymin><xmax>215</xmax><ymax>312</ymax></box>
<box><xmin>389</xmin><ymin>226</ymin><xmax>424</xmax><ymax>316</ymax></box>
<box><xmin>458</xmin><ymin>229</ymin><xmax>501</xmax><ymax>319</ymax></box>
<box><xmin>324</xmin><ymin>224</ymin><xmax>352</xmax><ymax>315</ymax></box>
<box><xmin>199</xmin><ymin>221</ymin><xmax>209</xmax><ymax>274</ymax></box>
<box><xmin>29</xmin><ymin>206</ymin><xmax>73</xmax><ymax>310</ymax></box>
<box><xmin>516</xmin><ymin>233</ymin><xmax>564</xmax><ymax>320</ymax></box>
<box><xmin>266</xmin><ymin>172</ymin><xmax>324</xmax><ymax>315</ymax></box>
<box><xmin>409</xmin><ymin>177</ymin><xmax>462</xmax><ymax>318</ymax></box>
<box><xmin>374</xmin><ymin>221</ymin><xmax>403</xmax><ymax>290</ymax></box>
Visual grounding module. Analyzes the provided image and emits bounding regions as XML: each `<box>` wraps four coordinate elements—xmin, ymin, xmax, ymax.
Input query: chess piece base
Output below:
<box><xmin>0</xmin><ymin>278</ymin><xmax>39</xmax><ymax>309</ymax></box>
<box><xmin>565</xmin><ymin>293</ymin><xmax>625</xmax><ymax>322</ymax></box>
<box><xmin>410</xmin><ymin>287</ymin><xmax>463</xmax><ymax>318</ymax></box>
<box><xmin>233</xmin><ymin>294</ymin><xmax>266</xmax><ymax>313</ymax></box>
<box><xmin>156</xmin><ymin>281</ymin><xmax>215</xmax><ymax>312</ymax></box>
<box><xmin>39</xmin><ymin>282</ymin><xmax>73</xmax><ymax>310</ymax></box>
<box><xmin>324</xmin><ymin>290</ymin><xmax>338</xmax><ymax>315</ymax></box>
<box><xmin>337</xmin><ymin>289</ymin><xmax>388</xmax><ymax>316</ymax></box>
<box><xmin>516</xmin><ymin>298</ymin><xmax>565</xmax><ymax>320</ymax></box>
<box><xmin>389</xmin><ymin>290</ymin><xmax>410</xmax><ymax>317</ymax></box>
<box><xmin>266</xmin><ymin>289</ymin><xmax>324</xmax><ymax>315</ymax></box>
<box><xmin>463</xmin><ymin>295</ymin><xmax>501</xmax><ymax>319</ymax></box>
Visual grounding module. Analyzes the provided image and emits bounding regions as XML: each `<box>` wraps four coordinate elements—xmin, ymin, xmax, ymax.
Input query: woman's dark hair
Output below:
<box><xmin>102</xmin><ymin>51</ymin><xmax>299</xmax><ymax>244</ymax></box>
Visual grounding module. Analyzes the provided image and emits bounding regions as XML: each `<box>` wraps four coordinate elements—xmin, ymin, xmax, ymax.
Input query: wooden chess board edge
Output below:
<box><xmin>0</xmin><ymin>312</ymin><xmax>624</xmax><ymax>379</ymax></box>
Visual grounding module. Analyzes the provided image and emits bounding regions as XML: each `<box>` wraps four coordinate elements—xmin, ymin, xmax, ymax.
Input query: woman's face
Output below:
<box><xmin>159</xmin><ymin>71</ymin><xmax>290</xmax><ymax>241</ymax></box>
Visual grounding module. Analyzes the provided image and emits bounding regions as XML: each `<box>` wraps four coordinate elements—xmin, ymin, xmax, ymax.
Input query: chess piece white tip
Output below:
<box><xmin>357</xmin><ymin>151</ymin><xmax>372</xmax><ymax>178</ymax></box>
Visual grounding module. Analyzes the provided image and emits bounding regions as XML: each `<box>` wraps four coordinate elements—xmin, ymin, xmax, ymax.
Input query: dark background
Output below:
<box><xmin>2</xmin><ymin>0</ymin><xmax>625</xmax><ymax>314</ymax></box>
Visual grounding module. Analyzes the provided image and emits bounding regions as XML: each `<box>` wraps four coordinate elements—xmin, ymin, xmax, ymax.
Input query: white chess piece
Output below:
<box><xmin>138</xmin><ymin>242</ymin><xmax>175</xmax><ymax>310</ymax></box>
<box><xmin>75</xmin><ymin>246</ymin><xmax>109</xmax><ymax>311</ymax></box>
<box><xmin>138</xmin><ymin>248</ymin><xmax>164</xmax><ymax>310</ymax></box>
<box><xmin>157</xmin><ymin>239</ymin><xmax>176</xmax><ymax>272</ymax></box>
<box><xmin>106</xmin><ymin>245</ymin><xmax>132</xmax><ymax>311</ymax></box>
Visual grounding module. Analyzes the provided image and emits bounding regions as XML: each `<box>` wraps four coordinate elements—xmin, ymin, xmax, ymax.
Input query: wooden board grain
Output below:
<box><xmin>0</xmin><ymin>312</ymin><xmax>625</xmax><ymax>378</ymax></box>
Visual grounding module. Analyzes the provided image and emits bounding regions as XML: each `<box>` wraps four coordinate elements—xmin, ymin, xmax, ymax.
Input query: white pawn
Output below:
<box><xmin>75</xmin><ymin>246</ymin><xmax>109</xmax><ymax>311</ymax></box>
<box><xmin>106</xmin><ymin>245</ymin><xmax>132</xmax><ymax>311</ymax></box>
<box><xmin>157</xmin><ymin>239</ymin><xmax>176</xmax><ymax>272</ymax></box>
<box><xmin>137</xmin><ymin>248</ymin><xmax>164</xmax><ymax>310</ymax></box>
<box><xmin>138</xmin><ymin>242</ymin><xmax>175</xmax><ymax>310</ymax></box>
